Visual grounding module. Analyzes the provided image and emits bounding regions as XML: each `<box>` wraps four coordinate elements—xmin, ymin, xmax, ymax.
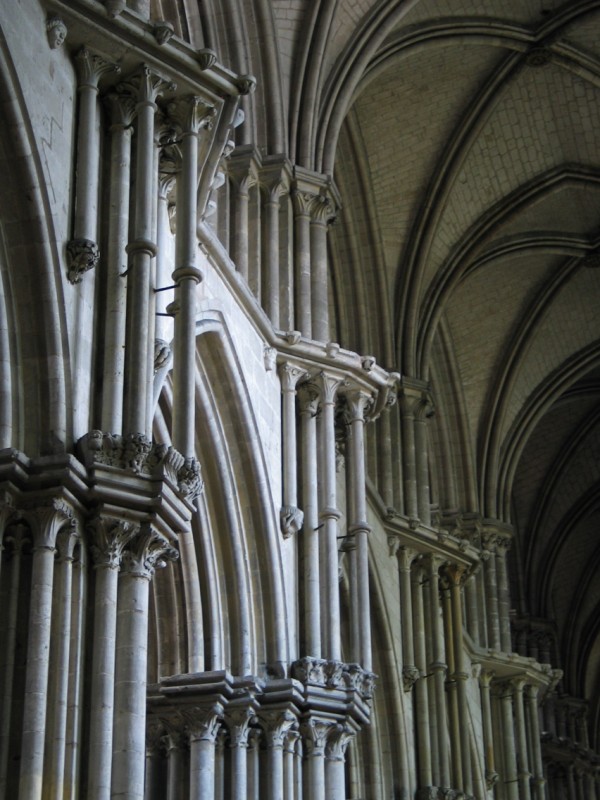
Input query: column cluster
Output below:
<box><xmin>212</xmin><ymin>156</ymin><xmax>338</xmax><ymax>339</ymax></box>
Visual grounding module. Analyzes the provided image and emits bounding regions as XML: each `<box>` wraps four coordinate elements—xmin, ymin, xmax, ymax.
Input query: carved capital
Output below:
<box><xmin>259</xmin><ymin>709</ymin><xmax>297</xmax><ymax>750</ymax></box>
<box><xmin>89</xmin><ymin>516</ymin><xmax>139</xmax><ymax>569</ymax></box>
<box><xmin>181</xmin><ymin>704</ymin><xmax>223</xmax><ymax>744</ymax></box>
<box><xmin>118</xmin><ymin>64</ymin><xmax>176</xmax><ymax>107</ymax></box>
<box><xmin>341</xmin><ymin>388</ymin><xmax>374</xmax><ymax>424</ymax></box>
<box><xmin>280</xmin><ymin>505</ymin><xmax>304</xmax><ymax>538</ymax></box>
<box><xmin>75</xmin><ymin>47</ymin><xmax>120</xmax><ymax>90</ymax></box>
<box><xmin>67</xmin><ymin>238</ymin><xmax>100</xmax><ymax>284</ymax></box>
<box><xmin>168</xmin><ymin>95</ymin><xmax>216</xmax><ymax>136</ymax></box>
<box><xmin>326</xmin><ymin>723</ymin><xmax>354</xmax><ymax>762</ymax></box>
<box><xmin>309</xmin><ymin>192</ymin><xmax>337</xmax><ymax>226</ymax></box>
<box><xmin>225</xmin><ymin>706</ymin><xmax>255</xmax><ymax>748</ymax></box>
<box><xmin>120</xmin><ymin>525</ymin><xmax>178</xmax><ymax>580</ymax></box>
<box><xmin>301</xmin><ymin>718</ymin><xmax>333</xmax><ymax>759</ymax></box>
<box><xmin>297</xmin><ymin>382</ymin><xmax>320</xmax><ymax>416</ymax></box>
<box><xmin>23</xmin><ymin>498</ymin><xmax>75</xmax><ymax>550</ymax></box>
<box><xmin>236</xmin><ymin>74</ymin><xmax>256</xmax><ymax>95</ymax></box>
<box><xmin>279</xmin><ymin>362</ymin><xmax>307</xmax><ymax>393</ymax></box>
<box><xmin>104</xmin><ymin>91</ymin><xmax>137</xmax><ymax>130</ymax></box>
<box><xmin>316</xmin><ymin>371</ymin><xmax>342</xmax><ymax>406</ymax></box>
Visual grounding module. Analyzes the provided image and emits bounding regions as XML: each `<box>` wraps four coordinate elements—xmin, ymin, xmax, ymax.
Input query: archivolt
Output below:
<box><xmin>151</xmin><ymin>310</ymin><xmax>289</xmax><ymax>680</ymax></box>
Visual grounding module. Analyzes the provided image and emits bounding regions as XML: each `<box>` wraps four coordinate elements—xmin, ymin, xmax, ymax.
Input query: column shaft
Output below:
<box><xmin>299</xmin><ymin>384</ymin><xmax>320</xmax><ymax>656</ymax></box>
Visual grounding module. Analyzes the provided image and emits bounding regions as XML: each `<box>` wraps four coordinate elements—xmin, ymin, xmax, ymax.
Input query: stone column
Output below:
<box><xmin>495</xmin><ymin>680</ymin><xmax>519</xmax><ymax>800</ymax></box>
<box><xmin>397</xmin><ymin>546</ymin><xmax>419</xmax><ymax>692</ymax></box>
<box><xmin>64</xmin><ymin>544</ymin><xmax>86</xmax><ymax>800</ymax></box>
<box><xmin>309</xmin><ymin>193</ymin><xmax>335</xmax><ymax>343</ymax></box>
<box><xmin>101</xmin><ymin>92</ymin><xmax>136</xmax><ymax>434</ymax></box>
<box><xmin>479</xmin><ymin>669</ymin><xmax>498</xmax><ymax>791</ymax></box>
<box><xmin>87</xmin><ymin>518</ymin><xmax>137</xmax><ymax>800</ymax></box>
<box><xmin>260</xmin><ymin>709</ymin><xmax>297</xmax><ymax>800</ymax></box>
<box><xmin>441</xmin><ymin>569</ymin><xmax>462</xmax><ymax>790</ymax></box>
<box><xmin>44</xmin><ymin>527</ymin><xmax>78</xmax><ymax>800</ymax></box>
<box><xmin>512</xmin><ymin>678</ymin><xmax>532</xmax><ymax>800</ymax></box>
<box><xmin>411</xmin><ymin>559</ymin><xmax>432</xmax><ymax>789</ymax></box>
<box><xmin>325</xmin><ymin>724</ymin><xmax>353</xmax><ymax>800</ymax></box>
<box><xmin>496</xmin><ymin>532</ymin><xmax>513</xmax><ymax>652</ymax></box>
<box><xmin>298</xmin><ymin>382</ymin><xmax>321</xmax><ymax>656</ymax></box>
<box><xmin>317</xmin><ymin>372</ymin><xmax>342</xmax><ymax>661</ymax></box>
<box><xmin>427</xmin><ymin>555</ymin><xmax>449</xmax><ymax>789</ymax></box>
<box><xmin>247</xmin><ymin>728</ymin><xmax>261</xmax><ymax>800</ymax></box>
<box><xmin>225</xmin><ymin>705</ymin><xmax>255</xmax><ymax>800</ymax></box>
<box><xmin>122</xmin><ymin>66</ymin><xmax>173</xmax><ymax>439</ymax></box>
<box><xmin>260</xmin><ymin>161</ymin><xmax>290</xmax><ymax>328</ymax></box>
<box><xmin>464</xmin><ymin>567</ymin><xmax>481</xmax><ymax>644</ymax></box>
<box><xmin>291</xmin><ymin>190</ymin><xmax>312</xmax><ymax>337</ymax></box>
<box><xmin>445</xmin><ymin>564</ymin><xmax>472</xmax><ymax>796</ymax></box>
<box><xmin>169</xmin><ymin>96</ymin><xmax>214</xmax><ymax>458</ymax></box>
<box><xmin>279</xmin><ymin>363</ymin><xmax>306</xmax><ymax>539</ymax></box>
<box><xmin>284</xmin><ymin>729</ymin><xmax>299</xmax><ymax>800</ymax></box>
<box><xmin>344</xmin><ymin>388</ymin><xmax>373</xmax><ymax>670</ymax></box>
<box><xmin>144</xmin><ymin>721</ymin><xmax>165</xmax><ymax>800</ymax></box>
<box><xmin>164</xmin><ymin>725</ymin><xmax>186</xmax><ymax>800</ymax></box>
<box><xmin>526</xmin><ymin>685</ymin><xmax>546</xmax><ymax>800</ymax></box>
<box><xmin>111</xmin><ymin>527</ymin><xmax>178</xmax><ymax>799</ymax></box>
<box><xmin>185</xmin><ymin>706</ymin><xmax>223</xmax><ymax>800</ymax></box>
<box><xmin>399</xmin><ymin>382</ymin><xmax>430</xmax><ymax>522</ymax></box>
<box><xmin>302</xmin><ymin>718</ymin><xmax>331</xmax><ymax>800</ymax></box>
<box><xmin>19</xmin><ymin>502</ymin><xmax>74</xmax><ymax>800</ymax></box>
<box><xmin>0</xmin><ymin>524</ymin><xmax>29</xmax><ymax>793</ymax></box>
<box><xmin>67</xmin><ymin>48</ymin><xmax>118</xmax><ymax>283</ymax></box>
<box><xmin>482</xmin><ymin>531</ymin><xmax>501</xmax><ymax>651</ymax></box>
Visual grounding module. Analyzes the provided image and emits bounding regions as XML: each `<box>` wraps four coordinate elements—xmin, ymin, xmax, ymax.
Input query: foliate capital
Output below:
<box><xmin>258</xmin><ymin>709</ymin><xmax>297</xmax><ymax>750</ymax></box>
<box><xmin>75</xmin><ymin>47</ymin><xmax>120</xmax><ymax>90</ymax></box>
<box><xmin>23</xmin><ymin>497</ymin><xmax>76</xmax><ymax>550</ymax></box>
<box><xmin>66</xmin><ymin>238</ymin><xmax>100</xmax><ymax>284</ymax></box>
<box><xmin>168</xmin><ymin>95</ymin><xmax>216</xmax><ymax>136</ymax></box>
<box><xmin>301</xmin><ymin>718</ymin><xmax>334</xmax><ymax>758</ymax></box>
<box><xmin>104</xmin><ymin>91</ymin><xmax>137</xmax><ymax>130</ymax></box>
<box><xmin>279</xmin><ymin>362</ymin><xmax>308</xmax><ymax>393</ymax></box>
<box><xmin>89</xmin><ymin>516</ymin><xmax>139</xmax><ymax>569</ymax></box>
<box><xmin>181</xmin><ymin>704</ymin><xmax>223</xmax><ymax>744</ymax></box>
<box><xmin>297</xmin><ymin>382</ymin><xmax>320</xmax><ymax>416</ymax></box>
<box><xmin>341</xmin><ymin>388</ymin><xmax>374</xmax><ymax>424</ymax></box>
<box><xmin>118</xmin><ymin>64</ymin><xmax>176</xmax><ymax>107</ymax></box>
<box><xmin>120</xmin><ymin>525</ymin><xmax>178</xmax><ymax>579</ymax></box>
<box><xmin>326</xmin><ymin>723</ymin><xmax>355</xmax><ymax>761</ymax></box>
<box><xmin>316</xmin><ymin>371</ymin><xmax>343</xmax><ymax>406</ymax></box>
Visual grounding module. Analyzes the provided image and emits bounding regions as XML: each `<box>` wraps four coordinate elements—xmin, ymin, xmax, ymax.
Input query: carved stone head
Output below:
<box><xmin>47</xmin><ymin>16</ymin><xmax>67</xmax><ymax>49</ymax></box>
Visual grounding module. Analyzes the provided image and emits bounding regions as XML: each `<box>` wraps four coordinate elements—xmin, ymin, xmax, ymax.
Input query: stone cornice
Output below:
<box><xmin>44</xmin><ymin>0</ymin><xmax>243</xmax><ymax>100</ymax></box>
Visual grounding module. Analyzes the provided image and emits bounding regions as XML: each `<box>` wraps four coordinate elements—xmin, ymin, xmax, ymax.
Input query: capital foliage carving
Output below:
<box><xmin>259</xmin><ymin>709</ymin><xmax>297</xmax><ymax>749</ymax></box>
<box><xmin>326</xmin><ymin>723</ymin><xmax>354</xmax><ymax>761</ymax></box>
<box><xmin>168</xmin><ymin>95</ymin><xmax>216</xmax><ymax>136</ymax></box>
<box><xmin>120</xmin><ymin>525</ymin><xmax>178</xmax><ymax>579</ymax></box>
<box><xmin>75</xmin><ymin>47</ymin><xmax>120</xmax><ymax>90</ymax></box>
<box><xmin>180</xmin><ymin>704</ymin><xmax>223</xmax><ymax>744</ymax></box>
<box><xmin>118</xmin><ymin>64</ymin><xmax>176</xmax><ymax>107</ymax></box>
<box><xmin>89</xmin><ymin>517</ymin><xmax>139</xmax><ymax>569</ymax></box>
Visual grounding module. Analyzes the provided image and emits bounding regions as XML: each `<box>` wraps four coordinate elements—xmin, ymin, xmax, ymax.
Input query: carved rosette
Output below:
<box><xmin>280</xmin><ymin>505</ymin><xmax>304</xmax><ymax>538</ymax></box>
<box><xmin>66</xmin><ymin>238</ymin><xmax>100</xmax><ymax>284</ymax></box>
